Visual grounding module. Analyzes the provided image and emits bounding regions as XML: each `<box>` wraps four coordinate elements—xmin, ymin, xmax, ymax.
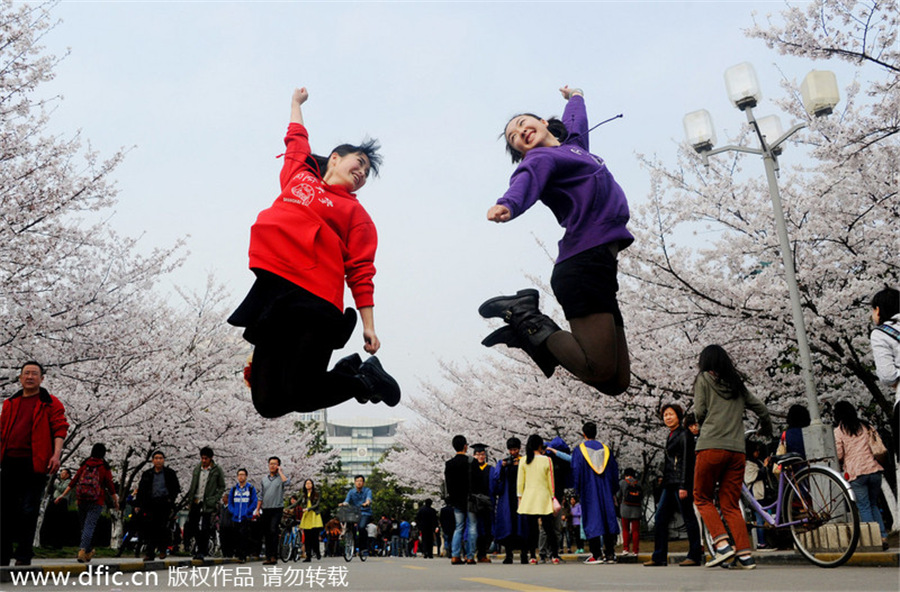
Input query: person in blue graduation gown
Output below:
<box><xmin>571</xmin><ymin>421</ymin><xmax>620</xmax><ymax>563</ymax></box>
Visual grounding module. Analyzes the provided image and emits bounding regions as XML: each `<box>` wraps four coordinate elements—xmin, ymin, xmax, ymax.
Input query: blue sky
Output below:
<box><xmin>37</xmin><ymin>1</ymin><xmax>843</xmax><ymax>420</ymax></box>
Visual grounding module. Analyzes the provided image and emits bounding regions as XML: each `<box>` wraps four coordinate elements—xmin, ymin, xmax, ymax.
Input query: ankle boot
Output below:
<box><xmin>478</xmin><ymin>289</ymin><xmax>539</xmax><ymax>321</ymax></box>
<box><xmin>481</xmin><ymin>325</ymin><xmax>559</xmax><ymax>378</ymax></box>
<box><xmin>333</xmin><ymin>353</ymin><xmax>362</xmax><ymax>377</ymax></box>
<box><xmin>356</xmin><ymin>356</ymin><xmax>401</xmax><ymax>406</ymax></box>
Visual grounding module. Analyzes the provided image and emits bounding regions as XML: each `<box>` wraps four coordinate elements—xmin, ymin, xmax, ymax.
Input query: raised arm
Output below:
<box><xmin>559</xmin><ymin>85</ymin><xmax>588</xmax><ymax>149</ymax></box>
<box><xmin>291</xmin><ymin>87</ymin><xmax>308</xmax><ymax>125</ymax></box>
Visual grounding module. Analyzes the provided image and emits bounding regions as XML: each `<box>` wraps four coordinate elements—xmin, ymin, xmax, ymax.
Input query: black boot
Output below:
<box><xmin>481</xmin><ymin>326</ymin><xmax>559</xmax><ymax>378</ymax></box>
<box><xmin>356</xmin><ymin>356</ymin><xmax>401</xmax><ymax>406</ymax></box>
<box><xmin>478</xmin><ymin>289</ymin><xmax>539</xmax><ymax>321</ymax></box>
<box><xmin>333</xmin><ymin>353</ymin><xmax>362</xmax><ymax>376</ymax></box>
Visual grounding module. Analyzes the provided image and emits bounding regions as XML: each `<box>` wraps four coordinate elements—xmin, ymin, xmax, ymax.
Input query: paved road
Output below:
<box><xmin>3</xmin><ymin>556</ymin><xmax>897</xmax><ymax>592</ymax></box>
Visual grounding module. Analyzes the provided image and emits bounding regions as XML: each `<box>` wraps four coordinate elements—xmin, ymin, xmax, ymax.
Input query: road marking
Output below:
<box><xmin>461</xmin><ymin>577</ymin><xmax>569</xmax><ymax>592</ymax></box>
<box><xmin>401</xmin><ymin>565</ymin><xmax>428</xmax><ymax>570</ymax></box>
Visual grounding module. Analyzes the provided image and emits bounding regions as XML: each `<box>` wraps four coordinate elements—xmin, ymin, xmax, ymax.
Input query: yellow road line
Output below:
<box><xmin>401</xmin><ymin>565</ymin><xmax>428</xmax><ymax>570</ymax></box>
<box><xmin>461</xmin><ymin>577</ymin><xmax>569</xmax><ymax>592</ymax></box>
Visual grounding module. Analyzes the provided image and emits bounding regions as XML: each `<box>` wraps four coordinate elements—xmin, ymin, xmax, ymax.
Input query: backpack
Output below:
<box><xmin>623</xmin><ymin>482</ymin><xmax>642</xmax><ymax>507</ymax></box>
<box><xmin>76</xmin><ymin>464</ymin><xmax>103</xmax><ymax>502</ymax></box>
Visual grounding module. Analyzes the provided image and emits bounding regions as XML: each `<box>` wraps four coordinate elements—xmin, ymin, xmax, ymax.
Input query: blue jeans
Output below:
<box><xmin>78</xmin><ymin>503</ymin><xmax>104</xmax><ymax>552</ymax></box>
<box><xmin>850</xmin><ymin>472</ymin><xmax>887</xmax><ymax>539</ymax></box>
<box><xmin>451</xmin><ymin>508</ymin><xmax>477</xmax><ymax>559</ymax></box>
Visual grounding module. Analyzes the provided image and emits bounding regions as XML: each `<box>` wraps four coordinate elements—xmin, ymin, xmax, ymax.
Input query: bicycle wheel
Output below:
<box><xmin>293</xmin><ymin>530</ymin><xmax>303</xmax><ymax>562</ymax></box>
<box><xmin>343</xmin><ymin>526</ymin><xmax>355</xmax><ymax>562</ymax></box>
<box><xmin>279</xmin><ymin>529</ymin><xmax>294</xmax><ymax>562</ymax></box>
<box><xmin>698</xmin><ymin>498</ymin><xmax>748</xmax><ymax>557</ymax></box>
<box><xmin>785</xmin><ymin>467</ymin><xmax>860</xmax><ymax>568</ymax></box>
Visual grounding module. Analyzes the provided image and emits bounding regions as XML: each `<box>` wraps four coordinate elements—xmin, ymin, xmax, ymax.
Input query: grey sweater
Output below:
<box><xmin>694</xmin><ymin>371</ymin><xmax>772</xmax><ymax>453</ymax></box>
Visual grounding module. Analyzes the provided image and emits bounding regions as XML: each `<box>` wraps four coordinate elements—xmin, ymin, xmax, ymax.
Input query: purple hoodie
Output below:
<box><xmin>496</xmin><ymin>95</ymin><xmax>634</xmax><ymax>263</ymax></box>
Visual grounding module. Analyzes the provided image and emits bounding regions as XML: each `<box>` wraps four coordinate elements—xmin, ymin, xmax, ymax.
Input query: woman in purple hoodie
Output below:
<box><xmin>480</xmin><ymin>86</ymin><xmax>633</xmax><ymax>395</ymax></box>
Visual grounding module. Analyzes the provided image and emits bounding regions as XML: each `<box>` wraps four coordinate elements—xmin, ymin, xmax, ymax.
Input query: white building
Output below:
<box><xmin>325</xmin><ymin>416</ymin><xmax>404</xmax><ymax>479</ymax></box>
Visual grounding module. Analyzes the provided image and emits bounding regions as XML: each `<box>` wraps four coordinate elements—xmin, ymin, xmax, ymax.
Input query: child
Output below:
<box><xmin>618</xmin><ymin>468</ymin><xmax>643</xmax><ymax>556</ymax></box>
<box><xmin>228</xmin><ymin>87</ymin><xmax>400</xmax><ymax>418</ymax></box>
<box><xmin>480</xmin><ymin>86</ymin><xmax>633</xmax><ymax>396</ymax></box>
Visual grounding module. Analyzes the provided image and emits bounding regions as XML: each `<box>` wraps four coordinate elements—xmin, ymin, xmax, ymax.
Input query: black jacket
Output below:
<box><xmin>444</xmin><ymin>454</ymin><xmax>475</xmax><ymax>511</ymax></box>
<box><xmin>415</xmin><ymin>505</ymin><xmax>438</xmax><ymax>532</ymax></box>
<box><xmin>663</xmin><ymin>427</ymin><xmax>695</xmax><ymax>488</ymax></box>
<box><xmin>136</xmin><ymin>466</ymin><xmax>181</xmax><ymax>508</ymax></box>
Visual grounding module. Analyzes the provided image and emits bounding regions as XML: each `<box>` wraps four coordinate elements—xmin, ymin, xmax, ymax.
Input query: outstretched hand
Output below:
<box><xmin>293</xmin><ymin>87</ymin><xmax>309</xmax><ymax>105</ymax></box>
<box><xmin>487</xmin><ymin>204</ymin><xmax>511</xmax><ymax>223</ymax></box>
<box><xmin>559</xmin><ymin>85</ymin><xmax>583</xmax><ymax>100</ymax></box>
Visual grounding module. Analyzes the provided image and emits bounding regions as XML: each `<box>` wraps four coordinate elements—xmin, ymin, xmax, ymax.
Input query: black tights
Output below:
<box><xmin>546</xmin><ymin>313</ymin><xmax>630</xmax><ymax>395</ymax></box>
<box><xmin>303</xmin><ymin>528</ymin><xmax>321</xmax><ymax>559</ymax></box>
<box><xmin>525</xmin><ymin>515</ymin><xmax>558</xmax><ymax>559</ymax></box>
<box><xmin>251</xmin><ymin>332</ymin><xmax>364</xmax><ymax>418</ymax></box>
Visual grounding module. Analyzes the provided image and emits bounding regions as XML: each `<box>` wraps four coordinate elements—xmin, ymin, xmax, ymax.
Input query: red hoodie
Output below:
<box><xmin>248</xmin><ymin>123</ymin><xmax>377</xmax><ymax>312</ymax></box>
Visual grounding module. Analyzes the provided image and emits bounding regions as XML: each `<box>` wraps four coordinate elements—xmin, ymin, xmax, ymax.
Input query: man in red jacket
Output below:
<box><xmin>0</xmin><ymin>361</ymin><xmax>69</xmax><ymax>566</ymax></box>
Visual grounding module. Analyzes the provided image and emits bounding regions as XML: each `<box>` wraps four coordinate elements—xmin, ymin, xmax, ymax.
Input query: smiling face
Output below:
<box><xmin>505</xmin><ymin>114</ymin><xmax>560</xmax><ymax>159</ymax></box>
<box><xmin>323</xmin><ymin>151</ymin><xmax>371</xmax><ymax>192</ymax></box>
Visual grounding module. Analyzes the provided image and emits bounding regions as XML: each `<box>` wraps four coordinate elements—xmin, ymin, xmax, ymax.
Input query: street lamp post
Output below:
<box><xmin>683</xmin><ymin>64</ymin><xmax>840</xmax><ymax>460</ymax></box>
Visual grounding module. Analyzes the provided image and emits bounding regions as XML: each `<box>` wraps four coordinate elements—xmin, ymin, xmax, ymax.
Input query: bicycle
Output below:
<box><xmin>278</xmin><ymin>520</ymin><xmax>302</xmax><ymax>562</ymax></box>
<box><xmin>336</xmin><ymin>505</ymin><xmax>367</xmax><ymax>562</ymax></box>
<box><xmin>699</xmin><ymin>451</ymin><xmax>860</xmax><ymax>568</ymax></box>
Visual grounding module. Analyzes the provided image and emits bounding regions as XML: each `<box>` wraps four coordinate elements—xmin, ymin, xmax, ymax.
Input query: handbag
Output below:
<box><xmin>552</xmin><ymin>497</ymin><xmax>562</xmax><ymax>515</ymax></box>
<box><xmin>468</xmin><ymin>493</ymin><xmax>492</xmax><ymax>514</ymax></box>
<box><xmin>868</xmin><ymin>426</ymin><xmax>889</xmax><ymax>465</ymax></box>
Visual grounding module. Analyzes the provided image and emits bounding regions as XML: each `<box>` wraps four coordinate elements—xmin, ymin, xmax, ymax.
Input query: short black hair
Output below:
<box><xmin>683</xmin><ymin>412</ymin><xmax>698</xmax><ymax>427</ymax></box>
<box><xmin>424</xmin><ymin>498</ymin><xmax>433</xmax><ymax>507</ymax></box>
<box><xmin>20</xmin><ymin>361</ymin><xmax>44</xmax><ymax>375</ymax></box>
<box><xmin>452</xmin><ymin>435</ymin><xmax>467</xmax><ymax>452</ymax></box>
<box><xmin>237</xmin><ymin>468</ymin><xmax>247</xmax><ymax>476</ymax></box>
<box><xmin>872</xmin><ymin>287</ymin><xmax>899</xmax><ymax>321</ymax></box>
<box><xmin>354</xmin><ymin>475</ymin><xmax>365</xmax><ymax>482</ymax></box>
<box><xmin>661</xmin><ymin>403</ymin><xmax>685</xmax><ymax>423</ymax></box>
<box><xmin>786</xmin><ymin>404</ymin><xmax>811</xmax><ymax>429</ymax></box>
<box><xmin>200</xmin><ymin>446</ymin><xmax>214</xmax><ymax>458</ymax></box>
<box><xmin>506</xmin><ymin>437</ymin><xmax>521</xmax><ymax>450</ymax></box>
<box><xmin>268</xmin><ymin>456</ymin><xmax>281</xmax><ymax>465</ymax></box>
<box><xmin>582</xmin><ymin>422</ymin><xmax>598</xmax><ymax>439</ymax></box>
<box><xmin>151</xmin><ymin>450</ymin><xmax>165</xmax><ymax>459</ymax></box>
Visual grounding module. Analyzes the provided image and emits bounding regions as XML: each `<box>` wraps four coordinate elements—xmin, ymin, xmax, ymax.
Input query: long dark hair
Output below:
<box><xmin>833</xmin><ymin>401</ymin><xmax>867</xmax><ymax>437</ymax></box>
<box><xmin>300</xmin><ymin>478</ymin><xmax>320</xmax><ymax>504</ymax></box>
<box><xmin>503</xmin><ymin>114</ymin><xmax>569</xmax><ymax>163</ymax></box>
<box><xmin>697</xmin><ymin>344</ymin><xmax>748</xmax><ymax>396</ymax></box>
<box><xmin>525</xmin><ymin>434</ymin><xmax>544</xmax><ymax>465</ymax></box>
<box><xmin>82</xmin><ymin>443</ymin><xmax>111</xmax><ymax>470</ymax></box>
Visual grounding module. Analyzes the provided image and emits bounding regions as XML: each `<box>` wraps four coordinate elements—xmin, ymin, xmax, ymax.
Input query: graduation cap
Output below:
<box><xmin>471</xmin><ymin>443</ymin><xmax>488</xmax><ymax>453</ymax></box>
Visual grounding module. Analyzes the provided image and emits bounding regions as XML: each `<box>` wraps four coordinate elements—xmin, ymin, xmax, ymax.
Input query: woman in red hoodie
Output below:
<box><xmin>229</xmin><ymin>87</ymin><xmax>400</xmax><ymax>418</ymax></box>
<box><xmin>55</xmin><ymin>443</ymin><xmax>118</xmax><ymax>563</ymax></box>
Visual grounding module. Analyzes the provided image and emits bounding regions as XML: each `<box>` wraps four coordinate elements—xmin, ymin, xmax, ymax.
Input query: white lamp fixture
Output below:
<box><xmin>724</xmin><ymin>62</ymin><xmax>762</xmax><ymax>110</ymax></box>
<box><xmin>801</xmin><ymin>70</ymin><xmax>840</xmax><ymax>117</ymax></box>
<box><xmin>756</xmin><ymin>114</ymin><xmax>784</xmax><ymax>152</ymax></box>
<box><xmin>683</xmin><ymin>109</ymin><xmax>716</xmax><ymax>153</ymax></box>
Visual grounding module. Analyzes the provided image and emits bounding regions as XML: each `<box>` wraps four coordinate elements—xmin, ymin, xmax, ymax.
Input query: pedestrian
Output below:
<box><xmin>42</xmin><ymin>467</ymin><xmax>75</xmax><ymax>548</ymax></box>
<box><xmin>869</xmin><ymin>287</ymin><xmax>899</xmax><ymax>457</ymax></box>
<box><xmin>692</xmin><ymin>345</ymin><xmax>773</xmax><ymax>569</ymax></box>
<box><xmin>833</xmin><ymin>401</ymin><xmax>889</xmax><ymax>550</ymax></box>
<box><xmin>298</xmin><ymin>478</ymin><xmax>323</xmax><ymax>561</ymax></box>
<box><xmin>0</xmin><ymin>361</ymin><xmax>69</xmax><ymax>566</ymax></box>
<box><xmin>55</xmin><ymin>443</ymin><xmax>119</xmax><ymax>563</ymax></box>
<box><xmin>479</xmin><ymin>85</ymin><xmax>633</xmax><ymax>396</ymax></box>
<box><xmin>134</xmin><ymin>450</ymin><xmax>181</xmax><ymax>561</ymax></box>
<box><xmin>543</xmin><ymin>437</ymin><xmax>572</xmax><ymax>562</ymax></box>
<box><xmin>618</xmin><ymin>468</ymin><xmax>643</xmax><ymax>557</ymax></box>
<box><xmin>399</xmin><ymin>518</ymin><xmax>411</xmax><ymax>557</ymax></box>
<box><xmin>415</xmin><ymin>499</ymin><xmax>438</xmax><ymax>558</ymax></box>
<box><xmin>777</xmin><ymin>404</ymin><xmax>810</xmax><ymax>458</ymax></box>
<box><xmin>325</xmin><ymin>516</ymin><xmax>342</xmax><ymax>557</ymax></box>
<box><xmin>644</xmin><ymin>403</ymin><xmax>702</xmax><ymax>567</ymax></box>
<box><xmin>228</xmin><ymin>86</ymin><xmax>400</xmax><ymax>418</ymax></box>
<box><xmin>470</xmin><ymin>443</ymin><xmax>494</xmax><ymax>563</ymax></box>
<box><xmin>227</xmin><ymin>468</ymin><xmax>257</xmax><ymax>562</ymax></box>
<box><xmin>256</xmin><ymin>457</ymin><xmax>289</xmax><ymax>564</ymax></box>
<box><xmin>570</xmin><ymin>422</ymin><xmax>619</xmax><ymax>564</ymax></box>
<box><xmin>517</xmin><ymin>434</ymin><xmax>560</xmax><ymax>564</ymax></box>
<box><xmin>490</xmin><ymin>437</ymin><xmax>530</xmax><ymax>564</ymax></box>
<box><xmin>744</xmin><ymin>440</ymin><xmax>773</xmax><ymax>550</ymax></box>
<box><xmin>683</xmin><ymin>413</ymin><xmax>700</xmax><ymax>440</ymax></box>
<box><xmin>569</xmin><ymin>495</ymin><xmax>583</xmax><ymax>553</ymax></box>
<box><xmin>185</xmin><ymin>446</ymin><xmax>226</xmax><ymax>560</ymax></box>
<box><xmin>444</xmin><ymin>435</ymin><xmax>478</xmax><ymax>564</ymax></box>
